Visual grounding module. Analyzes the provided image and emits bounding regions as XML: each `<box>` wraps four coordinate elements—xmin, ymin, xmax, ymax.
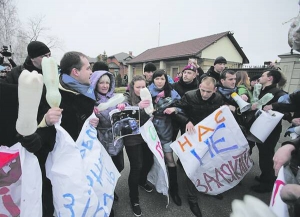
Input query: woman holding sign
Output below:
<box><xmin>148</xmin><ymin>69</ymin><xmax>182</xmax><ymax>206</ymax></box>
<box><xmin>123</xmin><ymin>75</ymin><xmax>154</xmax><ymax>217</ymax></box>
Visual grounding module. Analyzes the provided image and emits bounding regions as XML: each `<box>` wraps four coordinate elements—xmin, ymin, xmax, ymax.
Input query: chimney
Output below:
<box><xmin>129</xmin><ymin>51</ymin><xmax>133</xmax><ymax>56</ymax></box>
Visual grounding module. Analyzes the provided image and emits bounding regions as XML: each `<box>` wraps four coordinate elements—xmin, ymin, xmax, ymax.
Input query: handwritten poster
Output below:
<box><xmin>171</xmin><ymin>106</ymin><xmax>253</xmax><ymax>195</ymax></box>
<box><xmin>140</xmin><ymin>119</ymin><xmax>169</xmax><ymax>200</ymax></box>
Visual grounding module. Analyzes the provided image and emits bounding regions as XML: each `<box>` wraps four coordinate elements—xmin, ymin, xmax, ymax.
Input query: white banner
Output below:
<box><xmin>269</xmin><ymin>166</ymin><xmax>289</xmax><ymax>217</ymax></box>
<box><xmin>0</xmin><ymin>143</ymin><xmax>42</xmax><ymax>217</ymax></box>
<box><xmin>46</xmin><ymin>114</ymin><xmax>120</xmax><ymax>217</ymax></box>
<box><xmin>140</xmin><ymin>119</ymin><xmax>169</xmax><ymax>200</ymax></box>
<box><xmin>171</xmin><ymin>106</ymin><xmax>253</xmax><ymax>195</ymax></box>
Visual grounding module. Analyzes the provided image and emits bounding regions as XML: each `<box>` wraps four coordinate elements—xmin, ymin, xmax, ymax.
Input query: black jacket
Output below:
<box><xmin>59</xmin><ymin>77</ymin><xmax>96</xmax><ymax>141</ymax></box>
<box><xmin>173</xmin><ymin>89</ymin><xmax>224</xmax><ymax>125</ymax></box>
<box><xmin>5</xmin><ymin>56</ymin><xmax>42</xmax><ymax>84</ymax></box>
<box><xmin>172</xmin><ymin>77</ymin><xmax>198</xmax><ymax>97</ymax></box>
<box><xmin>200</xmin><ymin>66</ymin><xmax>220</xmax><ymax>83</ymax></box>
<box><xmin>259</xmin><ymin>84</ymin><xmax>287</xmax><ymax>129</ymax></box>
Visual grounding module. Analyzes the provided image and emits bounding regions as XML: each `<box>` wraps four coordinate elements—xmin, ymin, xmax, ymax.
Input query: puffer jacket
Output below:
<box><xmin>90</xmin><ymin>70</ymin><xmax>124</xmax><ymax>156</ymax></box>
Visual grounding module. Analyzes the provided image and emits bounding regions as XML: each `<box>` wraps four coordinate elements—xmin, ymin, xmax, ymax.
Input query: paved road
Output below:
<box><xmin>113</xmin><ymin>121</ymin><xmax>290</xmax><ymax>217</ymax></box>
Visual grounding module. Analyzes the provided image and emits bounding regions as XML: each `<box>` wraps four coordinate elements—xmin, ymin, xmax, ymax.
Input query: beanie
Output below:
<box><xmin>92</xmin><ymin>61</ymin><xmax>109</xmax><ymax>72</ymax></box>
<box><xmin>27</xmin><ymin>41</ymin><xmax>50</xmax><ymax>59</ymax></box>
<box><xmin>214</xmin><ymin>56</ymin><xmax>227</xmax><ymax>65</ymax></box>
<box><xmin>144</xmin><ymin>62</ymin><xmax>156</xmax><ymax>72</ymax></box>
<box><xmin>250</xmin><ymin>75</ymin><xmax>261</xmax><ymax>82</ymax></box>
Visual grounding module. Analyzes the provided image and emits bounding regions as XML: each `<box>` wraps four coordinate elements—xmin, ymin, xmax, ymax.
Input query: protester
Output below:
<box><xmin>89</xmin><ymin>70</ymin><xmax>125</xmax><ymax>211</ymax></box>
<box><xmin>5</xmin><ymin>41</ymin><xmax>51</xmax><ymax>84</ymax></box>
<box><xmin>273</xmin><ymin>137</ymin><xmax>300</xmax><ymax>216</ymax></box>
<box><xmin>173</xmin><ymin>71</ymin><xmax>182</xmax><ymax>82</ymax></box>
<box><xmin>200</xmin><ymin>56</ymin><xmax>227</xmax><ymax>83</ymax></box>
<box><xmin>143</xmin><ymin>62</ymin><xmax>156</xmax><ymax>86</ymax></box>
<box><xmin>250</xmin><ymin>70</ymin><xmax>287</xmax><ymax>193</ymax></box>
<box><xmin>236</xmin><ymin>71</ymin><xmax>253</xmax><ymax>103</ymax></box>
<box><xmin>171</xmin><ymin>64</ymin><xmax>199</xmax><ymax>166</ymax></box>
<box><xmin>148</xmin><ymin>69</ymin><xmax>182</xmax><ymax>206</ymax></box>
<box><xmin>123</xmin><ymin>75</ymin><xmax>154</xmax><ymax>216</ymax></box>
<box><xmin>169</xmin><ymin>76</ymin><xmax>223</xmax><ymax>217</ymax></box>
<box><xmin>250</xmin><ymin>75</ymin><xmax>260</xmax><ymax>91</ymax></box>
<box><xmin>92</xmin><ymin>60</ymin><xmax>109</xmax><ymax>72</ymax></box>
<box><xmin>236</xmin><ymin>70</ymin><xmax>256</xmax><ymax>153</ymax></box>
<box><xmin>2</xmin><ymin>41</ymin><xmax>61</xmax><ymax>217</ymax></box>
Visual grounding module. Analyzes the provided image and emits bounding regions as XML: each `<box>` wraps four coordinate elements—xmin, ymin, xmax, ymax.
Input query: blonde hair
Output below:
<box><xmin>236</xmin><ymin>71</ymin><xmax>250</xmax><ymax>90</ymax></box>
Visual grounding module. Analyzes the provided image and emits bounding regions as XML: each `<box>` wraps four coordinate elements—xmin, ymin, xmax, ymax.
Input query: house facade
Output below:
<box><xmin>107</xmin><ymin>52</ymin><xmax>134</xmax><ymax>79</ymax></box>
<box><xmin>127</xmin><ymin>31</ymin><xmax>249</xmax><ymax>82</ymax></box>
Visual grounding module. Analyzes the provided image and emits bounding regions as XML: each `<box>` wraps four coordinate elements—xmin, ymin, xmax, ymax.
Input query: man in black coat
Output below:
<box><xmin>167</xmin><ymin>77</ymin><xmax>224</xmax><ymax>217</ymax></box>
<box><xmin>2</xmin><ymin>41</ymin><xmax>61</xmax><ymax>217</ymax></box>
<box><xmin>200</xmin><ymin>56</ymin><xmax>227</xmax><ymax>83</ymax></box>
<box><xmin>251</xmin><ymin>70</ymin><xmax>288</xmax><ymax>193</ymax></box>
<box><xmin>171</xmin><ymin>64</ymin><xmax>199</xmax><ymax>141</ymax></box>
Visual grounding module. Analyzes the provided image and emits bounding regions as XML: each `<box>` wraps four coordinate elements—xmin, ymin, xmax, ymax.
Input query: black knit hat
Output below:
<box><xmin>144</xmin><ymin>62</ymin><xmax>156</xmax><ymax>72</ymax></box>
<box><xmin>27</xmin><ymin>41</ymin><xmax>50</xmax><ymax>58</ymax></box>
<box><xmin>250</xmin><ymin>75</ymin><xmax>261</xmax><ymax>82</ymax></box>
<box><xmin>214</xmin><ymin>56</ymin><xmax>227</xmax><ymax>65</ymax></box>
<box><xmin>92</xmin><ymin>61</ymin><xmax>109</xmax><ymax>72</ymax></box>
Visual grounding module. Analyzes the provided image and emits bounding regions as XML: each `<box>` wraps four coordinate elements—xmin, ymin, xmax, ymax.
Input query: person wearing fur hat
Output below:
<box><xmin>200</xmin><ymin>56</ymin><xmax>227</xmax><ymax>83</ymax></box>
<box><xmin>143</xmin><ymin>62</ymin><xmax>156</xmax><ymax>86</ymax></box>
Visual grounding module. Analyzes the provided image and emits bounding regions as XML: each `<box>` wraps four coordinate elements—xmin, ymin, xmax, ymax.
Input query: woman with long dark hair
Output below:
<box><xmin>148</xmin><ymin>69</ymin><xmax>182</xmax><ymax>206</ymax></box>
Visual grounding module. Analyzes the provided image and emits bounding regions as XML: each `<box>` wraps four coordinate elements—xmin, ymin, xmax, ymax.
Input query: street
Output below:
<box><xmin>113</xmin><ymin>120</ymin><xmax>290</xmax><ymax>217</ymax></box>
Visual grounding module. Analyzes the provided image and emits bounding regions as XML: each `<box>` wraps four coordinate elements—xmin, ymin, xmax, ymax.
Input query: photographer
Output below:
<box><xmin>0</xmin><ymin>45</ymin><xmax>16</xmax><ymax>68</ymax></box>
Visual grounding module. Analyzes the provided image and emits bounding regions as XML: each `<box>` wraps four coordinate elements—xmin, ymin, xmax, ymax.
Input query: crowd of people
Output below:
<box><xmin>0</xmin><ymin>40</ymin><xmax>300</xmax><ymax>217</ymax></box>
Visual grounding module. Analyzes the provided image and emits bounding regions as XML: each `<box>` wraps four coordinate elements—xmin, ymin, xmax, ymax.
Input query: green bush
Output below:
<box><xmin>114</xmin><ymin>87</ymin><xmax>126</xmax><ymax>93</ymax></box>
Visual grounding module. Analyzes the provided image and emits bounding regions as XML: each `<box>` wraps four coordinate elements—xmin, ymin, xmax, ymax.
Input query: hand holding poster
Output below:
<box><xmin>171</xmin><ymin>106</ymin><xmax>253</xmax><ymax>195</ymax></box>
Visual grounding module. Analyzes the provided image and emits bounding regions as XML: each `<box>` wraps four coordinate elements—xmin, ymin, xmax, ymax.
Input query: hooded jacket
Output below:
<box><xmin>90</xmin><ymin>70</ymin><xmax>124</xmax><ymax>156</ymax></box>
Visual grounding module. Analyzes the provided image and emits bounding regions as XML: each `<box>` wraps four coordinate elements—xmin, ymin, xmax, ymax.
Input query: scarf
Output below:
<box><xmin>218</xmin><ymin>86</ymin><xmax>237</xmax><ymax>99</ymax></box>
<box><xmin>61</xmin><ymin>74</ymin><xmax>95</xmax><ymax>100</ymax></box>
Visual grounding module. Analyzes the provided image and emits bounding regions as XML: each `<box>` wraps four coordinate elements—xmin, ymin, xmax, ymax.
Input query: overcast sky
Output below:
<box><xmin>16</xmin><ymin>0</ymin><xmax>298</xmax><ymax>65</ymax></box>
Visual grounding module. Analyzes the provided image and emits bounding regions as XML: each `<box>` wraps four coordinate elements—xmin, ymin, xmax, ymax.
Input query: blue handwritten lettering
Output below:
<box><xmin>63</xmin><ymin>193</ymin><xmax>75</xmax><ymax>217</ymax></box>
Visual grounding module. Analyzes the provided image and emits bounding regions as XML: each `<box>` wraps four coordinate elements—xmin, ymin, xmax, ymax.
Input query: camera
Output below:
<box><xmin>0</xmin><ymin>46</ymin><xmax>12</xmax><ymax>57</ymax></box>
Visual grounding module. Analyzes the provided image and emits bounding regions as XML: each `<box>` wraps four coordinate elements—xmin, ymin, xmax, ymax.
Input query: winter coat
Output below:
<box><xmin>1</xmin><ymin>57</ymin><xmax>57</xmax><ymax>156</ymax></box>
<box><xmin>173</xmin><ymin>89</ymin><xmax>224</xmax><ymax>125</ymax></box>
<box><xmin>200</xmin><ymin>66</ymin><xmax>220</xmax><ymax>83</ymax></box>
<box><xmin>90</xmin><ymin>70</ymin><xmax>124</xmax><ymax>156</ymax></box>
<box><xmin>59</xmin><ymin>75</ymin><xmax>95</xmax><ymax>141</ymax></box>
<box><xmin>148</xmin><ymin>83</ymin><xmax>181</xmax><ymax>145</ymax></box>
<box><xmin>259</xmin><ymin>84</ymin><xmax>288</xmax><ymax>130</ymax></box>
<box><xmin>237</xmin><ymin>84</ymin><xmax>253</xmax><ymax>103</ymax></box>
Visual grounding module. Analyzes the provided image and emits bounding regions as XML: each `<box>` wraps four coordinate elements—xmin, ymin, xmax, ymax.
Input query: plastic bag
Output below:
<box><xmin>0</xmin><ymin>143</ymin><xmax>42</xmax><ymax>217</ymax></box>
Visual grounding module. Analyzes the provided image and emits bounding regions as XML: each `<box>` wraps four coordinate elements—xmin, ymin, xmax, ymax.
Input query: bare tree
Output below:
<box><xmin>22</xmin><ymin>15</ymin><xmax>64</xmax><ymax>50</ymax></box>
